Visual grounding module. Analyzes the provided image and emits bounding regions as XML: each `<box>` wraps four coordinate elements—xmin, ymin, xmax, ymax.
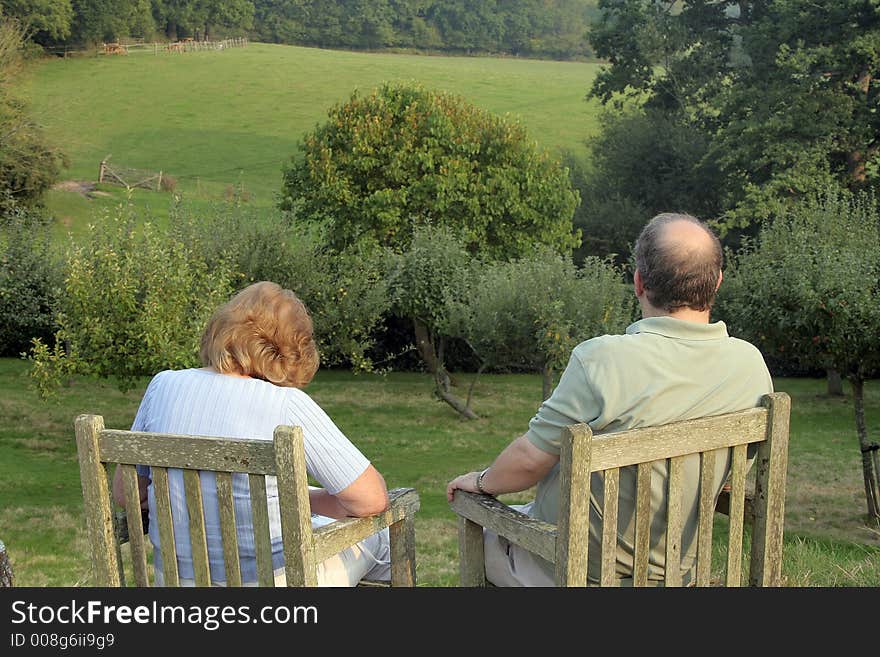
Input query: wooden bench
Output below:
<box><xmin>451</xmin><ymin>392</ymin><xmax>790</xmax><ymax>586</ymax></box>
<box><xmin>75</xmin><ymin>414</ymin><xmax>420</xmax><ymax>587</ymax></box>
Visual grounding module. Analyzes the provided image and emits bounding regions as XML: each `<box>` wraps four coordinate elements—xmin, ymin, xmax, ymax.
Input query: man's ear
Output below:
<box><xmin>715</xmin><ymin>270</ymin><xmax>724</xmax><ymax>292</ymax></box>
<box><xmin>634</xmin><ymin>269</ymin><xmax>645</xmax><ymax>297</ymax></box>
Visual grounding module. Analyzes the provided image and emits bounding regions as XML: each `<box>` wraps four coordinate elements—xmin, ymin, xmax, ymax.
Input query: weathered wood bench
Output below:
<box><xmin>76</xmin><ymin>415</ymin><xmax>420</xmax><ymax>587</ymax></box>
<box><xmin>451</xmin><ymin>392</ymin><xmax>790</xmax><ymax>587</ymax></box>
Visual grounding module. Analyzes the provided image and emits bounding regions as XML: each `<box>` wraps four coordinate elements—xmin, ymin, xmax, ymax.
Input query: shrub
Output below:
<box><xmin>574</xmin><ymin>108</ymin><xmax>723</xmax><ymax>262</ymax></box>
<box><xmin>171</xmin><ymin>202</ymin><xmax>390</xmax><ymax>373</ymax></box>
<box><xmin>29</xmin><ymin>208</ymin><xmax>235</xmax><ymax>394</ymax></box>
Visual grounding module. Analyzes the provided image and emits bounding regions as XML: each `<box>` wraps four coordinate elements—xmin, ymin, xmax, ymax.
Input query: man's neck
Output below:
<box><xmin>640</xmin><ymin>305</ymin><xmax>712</xmax><ymax>324</ymax></box>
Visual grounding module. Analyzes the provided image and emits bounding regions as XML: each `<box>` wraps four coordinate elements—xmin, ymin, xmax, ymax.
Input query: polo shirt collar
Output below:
<box><xmin>626</xmin><ymin>316</ymin><xmax>729</xmax><ymax>341</ymax></box>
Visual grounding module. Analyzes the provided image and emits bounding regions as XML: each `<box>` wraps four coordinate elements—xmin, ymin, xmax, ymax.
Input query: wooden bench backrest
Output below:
<box><xmin>556</xmin><ymin>392</ymin><xmax>790</xmax><ymax>586</ymax></box>
<box><xmin>75</xmin><ymin>414</ymin><xmax>318</xmax><ymax>586</ymax></box>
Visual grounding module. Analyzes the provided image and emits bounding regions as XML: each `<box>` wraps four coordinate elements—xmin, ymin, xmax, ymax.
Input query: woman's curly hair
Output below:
<box><xmin>199</xmin><ymin>281</ymin><xmax>319</xmax><ymax>388</ymax></box>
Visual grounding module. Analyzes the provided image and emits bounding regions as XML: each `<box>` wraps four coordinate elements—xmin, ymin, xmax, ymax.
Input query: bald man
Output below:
<box><xmin>447</xmin><ymin>213</ymin><xmax>773</xmax><ymax>586</ymax></box>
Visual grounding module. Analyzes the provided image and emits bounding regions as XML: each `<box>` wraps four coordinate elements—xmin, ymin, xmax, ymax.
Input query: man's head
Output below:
<box><xmin>633</xmin><ymin>213</ymin><xmax>723</xmax><ymax>314</ymax></box>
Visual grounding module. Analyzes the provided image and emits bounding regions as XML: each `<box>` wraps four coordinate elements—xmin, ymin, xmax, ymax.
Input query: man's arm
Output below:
<box><xmin>446</xmin><ymin>434</ymin><xmax>559</xmax><ymax>501</ymax></box>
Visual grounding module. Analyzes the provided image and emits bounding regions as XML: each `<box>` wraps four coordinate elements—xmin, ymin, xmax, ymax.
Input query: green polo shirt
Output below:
<box><xmin>526</xmin><ymin>316</ymin><xmax>773</xmax><ymax>583</ymax></box>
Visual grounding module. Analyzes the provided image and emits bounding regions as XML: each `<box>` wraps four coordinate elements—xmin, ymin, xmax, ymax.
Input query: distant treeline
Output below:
<box><xmin>0</xmin><ymin>0</ymin><xmax>599</xmax><ymax>60</ymax></box>
<box><xmin>253</xmin><ymin>1</ymin><xmax>599</xmax><ymax>59</ymax></box>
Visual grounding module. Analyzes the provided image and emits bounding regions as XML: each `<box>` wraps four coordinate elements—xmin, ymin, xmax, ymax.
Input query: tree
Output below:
<box><xmin>462</xmin><ymin>249</ymin><xmax>634</xmax><ymax>400</ymax></box>
<box><xmin>717</xmin><ymin>188</ymin><xmax>880</xmax><ymax>523</ymax></box>
<box><xmin>387</xmin><ymin>224</ymin><xmax>481</xmax><ymax>419</ymax></box>
<box><xmin>588</xmin><ymin>1</ymin><xmax>880</xmax><ymax>232</ymax></box>
<box><xmin>0</xmin><ymin>206</ymin><xmax>59</xmax><ymax>357</ymax></box>
<box><xmin>571</xmin><ymin>106</ymin><xmax>723</xmax><ymax>264</ymax></box>
<box><xmin>281</xmin><ymin>82</ymin><xmax>580</xmax><ymax>260</ymax></box>
<box><xmin>0</xmin><ymin>16</ymin><xmax>64</xmax><ymax>214</ymax></box>
<box><xmin>0</xmin><ymin>0</ymin><xmax>74</xmax><ymax>42</ymax></box>
<box><xmin>197</xmin><ymin>0</ymin><xmax>253</xmax><ymax>40</ymax></box>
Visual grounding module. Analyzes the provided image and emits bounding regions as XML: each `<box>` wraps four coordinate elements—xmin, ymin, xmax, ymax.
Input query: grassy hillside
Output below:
<box><xmin>25</xmin><ymin>43</ymin><xmax>605</xmax><ymax>235</ymax></box>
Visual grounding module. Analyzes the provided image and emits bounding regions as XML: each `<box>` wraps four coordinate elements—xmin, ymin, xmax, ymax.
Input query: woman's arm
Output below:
<box><xmin>309</xmin><ymin>464</ymin><xmax>389</xmax><ymax>519</ymax></box>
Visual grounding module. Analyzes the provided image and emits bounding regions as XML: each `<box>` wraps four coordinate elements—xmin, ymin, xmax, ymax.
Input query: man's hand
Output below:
<box><xmin>446</xmin><ymin>471</ymin><xmax>483</xmax><ymax>502</ymax></box>
<box><xmin>445</xmin><ymin>434</ymin><xmax>559</xmax><ymax>504</ymax></box>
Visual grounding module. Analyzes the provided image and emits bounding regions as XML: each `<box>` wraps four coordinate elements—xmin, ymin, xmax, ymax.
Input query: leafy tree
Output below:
<box><xmin>387</xmin><ymin>224</ymin><xmax>481</xmax><ymax>419</ymax></box>
<box><xmin>70</xmin><ymin>0</ymin><xmax>146</xmax><ymax>43</ymax></box>
<box><xmin>197</xmin><ymin>0</ymin><xmax>253</xmax><ymax>39</ymax></box>
<box><xmin>588</xmin><ymin>0</ymin><xmax>880</xmax><ymax>232</ymax></box>
<box><xmin>572</xmin><ymin>106</ymin><xmax>723</xmax><ymax>264</ymax></box>
<box><xmin>0</xmin><ymin>0</ymin><xmax>74</xmax><ymax>41</ymax></box>
<box><xmin>0</xmin><ymin>206</ymin><xmax>59</xmax><ymax>356</ymax></box>
<box><xmin>717</xmin><ymin>188</ymin><xmax>880</xmax><ymax>523</ymax></box>
<box><xmin>0</xmin><ymin>16</ymin><xmax>64</xmax><ymax>213</ymax></box>
<box><xmin>29</xmin><ymin>210</ymin><xmax>235</xmax><ymax>395</ymax></box>
<box><xmin>250</xmin><ymin>0</ymin><xmax>596</xmax><ymax>57</ymax></box>
<box><xmin>462</xmin><ymin>249</ymin><xmax>634</xmax><ymax>400</ymax></box>
<box><xmin>281</xmin><ymin>82</ymin><xmax>580</xmax><ymax>260</ymax></box>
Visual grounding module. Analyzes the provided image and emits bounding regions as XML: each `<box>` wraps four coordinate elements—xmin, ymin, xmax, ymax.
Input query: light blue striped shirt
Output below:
<box><xmin>133</xmin><ymin>368</ymin><xmax>370</xmax><ymax>583</ymax></box>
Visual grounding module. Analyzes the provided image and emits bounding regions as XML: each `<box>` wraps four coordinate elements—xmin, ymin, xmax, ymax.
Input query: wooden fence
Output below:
<box><xmin>98</xmin><ymin>157</ymin><xmax>165</xmax><ymax>192</ymax></box>
<box><xmin>100</xmin><ymin>37</ymin><xmax>248</xmax><ymax>56</ymax></box>
<box><xmin>43</xmin><ymin>37</ymin><xmax>248</xmax><ymax>58</ymax></box>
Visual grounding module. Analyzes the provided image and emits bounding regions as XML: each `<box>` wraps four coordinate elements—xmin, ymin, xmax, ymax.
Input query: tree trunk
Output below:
<box><xmin>0</xmin><ymin>539</ymin><xmax>13</xmax><ymax>587</ymax></box>
<box><xmin>541</xmin><ymin>364</ymin><xmax>554</xmax><ymax>401</ymax></box>
<box><xmin>826</xmin><ymin>368</ymin><xmax>844</xmax><ymax>396</ymax></box>
<box><xmin>413</xmin><ymin>319</ymin><xmax>448</xmax><ymax>390</ymax></box>
<box><xmin>851</xmin><ymin>378</ymin><xmax>880</xmax><ymax>522</ymax></box>
<box><xmin>413</xmin><ymin>319</ymin><xmax>477</xmax><ymax>420</ymax></box>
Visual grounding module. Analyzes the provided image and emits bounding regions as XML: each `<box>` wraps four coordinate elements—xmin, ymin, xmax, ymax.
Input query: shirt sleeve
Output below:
<box><xmin>526</xmin><ymin>348</ymin><xmax>601</xmax><ymax>455</ymax></box>
<box><xmin>132</xmin><ymin>374</ymin><xmax>160</xmax><ymax>478</ymax></box>
<box><xmin>287</xmin><ymin>390</ymin><xmax>370</xmax><ymax>495</ymax></box>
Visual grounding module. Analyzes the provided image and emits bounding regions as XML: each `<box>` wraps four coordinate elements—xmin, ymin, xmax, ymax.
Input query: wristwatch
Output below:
<box><xmin>476</xmin><ymin>467</ymin><xmax>491</xmax><ymax>495</ymax></box>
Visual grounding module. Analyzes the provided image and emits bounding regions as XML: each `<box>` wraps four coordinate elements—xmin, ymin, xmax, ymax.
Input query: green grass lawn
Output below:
<box><xmin>24</xmin><ymin>43</ymin><xmax>605</xmax><ymax>237</ymax></box>
<box><xmin>1</xmin><ymin>357</ymin><xmax>877</xmax><ymax>586</ymax></box>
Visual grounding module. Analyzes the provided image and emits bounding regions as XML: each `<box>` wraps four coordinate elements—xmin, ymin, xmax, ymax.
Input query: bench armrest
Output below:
<box><xmin>312</xmin><ymin>487</ymin><xmax>420</xmax><ymax>562</ymax></box>
<box><xmin>450</xmin><ymin>490</ymin><xmax>557</xmax><ymax>564</ymax></box>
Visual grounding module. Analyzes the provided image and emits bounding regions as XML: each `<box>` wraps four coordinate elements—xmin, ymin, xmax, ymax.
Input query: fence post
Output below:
<box><xmin>157</xmin><ymin>171</ymin><xmax>163</xmax><ymax>192</ymax></box>
<box><xmin>99</xmin><ymin>160</ymin><xmax>106</xmax><ymax>183</ymax></box>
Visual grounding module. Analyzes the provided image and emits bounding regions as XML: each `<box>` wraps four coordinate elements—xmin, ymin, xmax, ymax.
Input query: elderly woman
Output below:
<box><xmin>112</xmin><ymin>281</ymin><xmax>390</xmax><ymax>586</ymax></box>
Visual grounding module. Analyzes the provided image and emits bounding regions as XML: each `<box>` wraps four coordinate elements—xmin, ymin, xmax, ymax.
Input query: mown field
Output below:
<box><xmin>1</xmin><ymin>358</ymin><xmax>878</xmax><ymax>587</ymax></box>
<box><xmin>24</xmin><ymin>43</ymin><xmax>605</xmax><ymax>238</ymax></box>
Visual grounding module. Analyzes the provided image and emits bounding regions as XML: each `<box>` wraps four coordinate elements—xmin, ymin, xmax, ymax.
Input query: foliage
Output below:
<box><xmin>0</xmin><ymin>17</ymin><xmax>64</xmax><ymax>214</ymax></box>
<box><xmin>0</xmin><ymin>0</ymin><xmax>74</xmax><ymax>41</ymax></box>
<box><xmin>386</xmin><ymin>224</ymin><xmax>481</xmax><ymax>416</ymax></box>
<box><xmin>587</xmin><ymin>0</ymin><xmax>880</xmax><ymax>234</ymax></box>
<box><xmin>281</xmin><ymin>82</ymin><xmax>580</xmax><ymax>260</ymax></box>
<box><xmin>571</xmin><ymin>107</ymin><xmax>723</xmax><ymax>263</ymax></box>
<box><xmin>462</xmin><ymin>249</ymin><xmax>634</xmax><ymax>383</ymax></box>
<box><xmin>717</xmin><ymin>187</ymin><xmax>880</xmax><ymax>519</ymax></box>
<box><xmin>252</xmin><ymin>0</ymin><xmax>597</xmax><ymax>60</ymax></box>
<box><xmin>170</xmin><ymin>200</ymin><xmax>390</xmax><ymax>373</ymax></box>
<box><xmin>0</xmin><ymin>206</ymin><xmax>59</xmax><ymax>356</ymax></box>
<box><xmin>718</xmin><ymin>189</ymin><xmax>880</xmax><ymax>381</ymax></box>
<box><xmin>29</xmin><ymin>208</ymin><xmax>234</xmax><ymax>395</ymax></box>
